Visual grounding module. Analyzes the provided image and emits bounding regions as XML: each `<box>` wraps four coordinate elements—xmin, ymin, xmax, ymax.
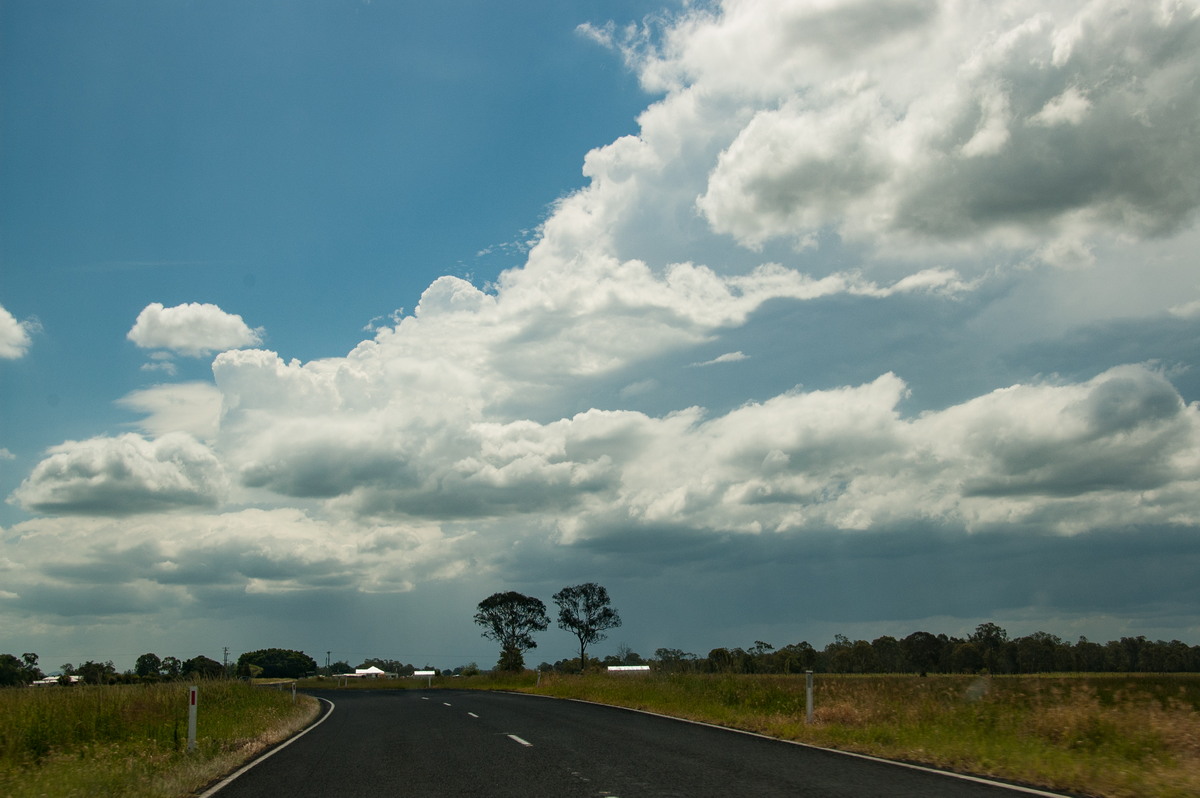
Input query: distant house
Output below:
<box><xmin>32</xmin><ymin>675</ymin><xmax>81</xmax><ymax>686</ymax></box>
<box><xmin>345</xmin><ymin>666</ymin><xmax>393</xmax><ymax>679</ymax></box>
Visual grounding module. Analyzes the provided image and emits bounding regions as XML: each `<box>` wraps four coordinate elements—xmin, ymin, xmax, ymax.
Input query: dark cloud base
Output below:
<box><xmin>564</xmin><ymin>523</ymin><xmax>1200</xmax><ymax>644</ymax></box>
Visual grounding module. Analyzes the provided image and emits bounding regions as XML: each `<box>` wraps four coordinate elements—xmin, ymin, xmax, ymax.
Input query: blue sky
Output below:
<box><xmin>3</xmin><ymin>0</ymin><xmax>1200</xmax><ymax>673</ymax></box>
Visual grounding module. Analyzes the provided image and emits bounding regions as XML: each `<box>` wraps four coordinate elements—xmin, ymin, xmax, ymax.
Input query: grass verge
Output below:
<box><xmin>0</xmin><ymin>680</ymin><xmax>318</xmax><ymax>798</ymax></box>
<box><xmin>456</xmin><ymin>671</ymin><xmax>1200</xmax><ymax>798</ymax></box>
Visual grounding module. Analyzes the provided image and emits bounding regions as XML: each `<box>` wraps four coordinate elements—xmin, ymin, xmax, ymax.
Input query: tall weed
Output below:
<box><xmin>0</xmin><ymin>680</ymin><xmax>317</xmax><ymax>798</ymax></box>
<box><xmin>481</xmin><ymin>672</ymin><xmax>1200</xmax><ymax>798</ymax></box>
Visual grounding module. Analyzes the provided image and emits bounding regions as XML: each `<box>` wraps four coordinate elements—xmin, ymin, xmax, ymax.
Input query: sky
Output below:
<box><xmin>2</xmin><ymin>0</ymin><xmax>1200</xmax><ymax>674</ymax></box>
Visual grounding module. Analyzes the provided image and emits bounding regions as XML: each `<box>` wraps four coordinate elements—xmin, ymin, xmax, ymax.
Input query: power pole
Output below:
<box><xmin>223</xmin><ymin>647</ymin><xmax>230</xmax><ymax>674</ymax></box>
<box><xmin>326</xmin><ymin>651</ymin><xmax>331</xmax><ymax>672</ymax></box>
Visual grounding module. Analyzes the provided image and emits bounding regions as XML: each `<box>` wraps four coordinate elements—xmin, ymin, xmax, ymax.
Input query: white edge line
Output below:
<box><xmin>198</xmin><ymin>697</ymin><xmax>335</xmax><ymax>797</ymax></box>
<box><xmin>506</xmin><ymin>734</ymin><xmax>533</xmax><ymax>747</ymax></box>
<box><xmin>526</xmin><ymin>694</ymin><xmax>1073</xmax><ymax>798</ymax></box>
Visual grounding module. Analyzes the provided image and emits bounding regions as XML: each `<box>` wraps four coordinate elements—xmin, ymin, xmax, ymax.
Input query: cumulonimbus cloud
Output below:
<box><xmin>5</xmin><ymin>0</ymin><xmax>1200</xmax><ymax>637</ymax></box>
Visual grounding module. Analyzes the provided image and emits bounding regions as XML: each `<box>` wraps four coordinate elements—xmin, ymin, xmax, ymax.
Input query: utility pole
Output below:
<box><xmin>223</xmin><ymin>647</ymin><xmax>230</xmax><ymax>675</ymax></box>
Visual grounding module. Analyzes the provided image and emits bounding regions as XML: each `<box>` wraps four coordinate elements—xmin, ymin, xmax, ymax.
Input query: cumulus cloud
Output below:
<box><xmin>9</xmin><ymin>433</ymin><xmax>228</xmax><ymax>515</ymax></box>
<box><xmin>0</xmin><ymin>303</ymin><xmax>38</xmax><ymax>359</ymax></box>
<box><xmin>0</xmin><ymin>508</ymin><xmax>483</xmax><ymax>619</ymax></box>
<box><xmin>127</xmin><ymin>302</ymin><xmax>263</xmax><ymax>357</ymax></box>
<box><xmin>7</xmin><ymin>0</ymin><xmax>1200</xmax><ymax>646</ymax></box>
<box><xmin>117</xmin><ymin>382</ymin><xmax>223</xmax><ymax>441</ymax></box>
<box><xmin>201</xmin><ymin>336</ymin><xmax>1200</xmax><ymax>541</ymax></box>
<box><xmin>582</xmin><ymin>0</ymin><xmax>1200</xmax><ymax>262</ymax></box>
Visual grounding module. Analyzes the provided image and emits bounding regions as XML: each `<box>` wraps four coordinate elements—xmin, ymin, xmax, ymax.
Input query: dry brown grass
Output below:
<box><xmin>494</xmin><ymin>671</ymin><xmax>1200</xmax><ymax>798</ymax></box>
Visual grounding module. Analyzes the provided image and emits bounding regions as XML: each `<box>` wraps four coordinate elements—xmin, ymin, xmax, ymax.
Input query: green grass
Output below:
<box><xmin>454</xmin><ymin>671</ymin><xmax>1200</xmax><ymax>798</ymax></box>
<box><xmin>0</xmin><ymin>680</ymin><xmax>318</xmax><ymax>798</ymax></box>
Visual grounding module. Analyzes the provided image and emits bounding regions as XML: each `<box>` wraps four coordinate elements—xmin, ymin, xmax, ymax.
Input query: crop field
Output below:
<box><xmin>453</xmin><ymin>670</ymin><xmax>1200</xmax><ymax>798</ymax></box>
<box><xmin>0</xmin><ymin>680</ymin><xmax>318</xmax><ymax>798</ymax></box>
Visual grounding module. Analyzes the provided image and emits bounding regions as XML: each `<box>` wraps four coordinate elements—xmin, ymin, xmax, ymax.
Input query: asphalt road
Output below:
<box><xmin>209</xmin><ymin>689</ymin><xmax>1071</xmax><ymax>797</ymax></box>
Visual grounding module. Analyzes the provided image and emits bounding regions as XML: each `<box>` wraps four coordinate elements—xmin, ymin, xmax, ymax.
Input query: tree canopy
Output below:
<box><xmin>236</xmin><ymin>648</ymin><xmax>317</xmax><ymax>679</ymax></box>
<box><xmin>0</xmin><ymin>653</ymin><xmax>43</xmax><ymax>686</ymax></box>
<box><xmin>553</xmin><ymin>582</ymin><xmax>621</xmax><ymax>671</ymax></box>
<box><xmin>473</xmin><ymin>591</ymin><xmax>549</xmax><ymax>671</ymax></box>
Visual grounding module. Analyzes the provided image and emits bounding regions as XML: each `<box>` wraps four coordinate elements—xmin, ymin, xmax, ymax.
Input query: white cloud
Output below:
<box><xmin>9</xmin><ymin>433</ymin><xmax>228</xmax><ymax>515</ymax></box>
<box><xmin>1170</xmin><ymin>299</ymin><xmax>1200</xmax><ymax>319</ymax></box>
<box><xmin>589</xmin><ymin>0</ymin><xmax>1200</xmax><ymax>261</ymax></box>
<box><xmin>0</xmin><ymin>303</ymin><xmax>38</xmax><ymax>359</ymax></box>
<box><xmin>117</xmin><ymin>382</ymin><xmax>223</xmax><ymax>441</ymax></box>
<box><xmin>127</xmin><ymin>302</ymin><xmax>263</xmax><ymax>357</ymax></box>
<box><xmin>7</xmin><ymin>0</ymin><xmax>1200</xmax><ymax>648</ymax></box>
<box><xmin>690</xmin><ymin>351</ymin><xmax>747</xmax><ymax>367</ymax></box>
<box><xmin>0</xmin><ymin>508</ymin><xmax>471</xmax><ymax>619</ymax></box>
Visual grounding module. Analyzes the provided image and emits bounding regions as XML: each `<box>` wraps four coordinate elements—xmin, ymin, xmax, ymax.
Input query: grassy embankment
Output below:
<box><xmin>451</xmin><ymin>670</ymin><xmax>1200</xmax><ymax>798</ymax></box>
<box><xmin>0</xmin><ymin>680</ymin><xmax>318</xmax><ymax>798</ymax></box>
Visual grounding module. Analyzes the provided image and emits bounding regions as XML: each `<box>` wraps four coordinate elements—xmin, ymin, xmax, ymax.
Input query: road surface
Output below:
<box><xmin>209</xmin><ymin>689</ymin><xmax>1071</xmax><ymax>797</ymax></box>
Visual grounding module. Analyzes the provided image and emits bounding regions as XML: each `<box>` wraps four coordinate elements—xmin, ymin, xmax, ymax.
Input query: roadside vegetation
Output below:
<box><xmin>0</xmin><ymin>679</ymin><xmax>317</xmax><ymax>798</ymax></box>
<box><xmin>450</xmin><ymin>670</ymin><xmax>1198</xmax><ymax>798</ymax></box>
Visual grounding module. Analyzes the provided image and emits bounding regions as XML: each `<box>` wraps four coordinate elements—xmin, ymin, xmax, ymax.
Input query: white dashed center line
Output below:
<box><xmin>468</xmin><ymin>712</ymin><xmax>479</xmax><ymax>718</ymax></box>
<box><xmin>506</xmin><ymin>734</ymin><xmax>533</xmax><ymax>747</ymax></box>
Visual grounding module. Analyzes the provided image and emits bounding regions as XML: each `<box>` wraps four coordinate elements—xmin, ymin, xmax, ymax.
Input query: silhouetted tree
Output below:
<box><xmin>135</xmin><ymin>652</ymin><xmax>162</xmax><ymax>678</ymax></box>
<box><xmin>553</xmin><ymin>583</ymin><xmax>621</xmax><ymax>672</ymax></box>
<box><xmin>236</xmin><ymin>649</ymin><xmax>316</xmax><ymax>679</ymax></box>
<box><xmin>184</xmin><ymin>655</ymin><xmax>226</xmax><ymax>679</ymax></box>
<box><xmin>474</xmin><ymin>591</ymin><xmax>549</xmax><ymax>672</ymax></box>
<box><xmin>0</xmin><ymin>653</ymin><xmax>42</xmax><ymax>686</ymax></box>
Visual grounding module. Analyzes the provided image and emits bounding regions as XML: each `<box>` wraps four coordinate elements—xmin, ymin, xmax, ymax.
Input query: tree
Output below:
<box><xmin>135</xmin><ymin>653</ymin><xmax>162</xmax><ymax>678</ymax></box>
<box><xmin>474</xmin><ymin>591</ymin><xmax>549</xmax><ymax>671</ymax></box>
<box><xmin>160</xmin><ymin>656</ymin><xmax>182</xmax><ymax>679</ymax></box>
<box><xmin>654</xmin><ymin>648</ymin><xmax>695</xmax><ymax>672</ymax></box>
<box><xmin>77</xmin><ymin>660</ymin><xmax>117</xmax><ymax>685</ymax></box>
<box><xmin>0</xmin><ymin>653</ymin><xmax>43</xmax><ymax>686</ymax></box>
<box><xmin>553</xmin><ymin>583</ymin><xmax>621</xmax><ymax>671</ymax></box>
<box><xmin>22</xmin><ymin>653</ymin><xmax>43</xmax><ymax>680</ymax></box>
<box><xmin>184</xmin><ymin>655</ymin><xmax>226</xmax><ymax>679</ymax></box>
<box><xmin>901</xmin><ymin>631</ymin><xmax>945</xmax><ymax>676</ymax></box>
<box><xmin>237</xmin><ymin>649</ymin><xmax>317</xmax><ymax>679</ymax></box>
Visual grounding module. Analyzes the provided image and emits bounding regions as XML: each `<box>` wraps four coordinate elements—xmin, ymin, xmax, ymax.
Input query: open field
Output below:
<box><xmin>442</xmin><ymin>671</ymin><xmax>1200</xmax><ymax>798</ymax></box>
<box><xmin>0</xmin><ymin>680</ymin><xmax>318</xmax><ymax>798</ymax></box>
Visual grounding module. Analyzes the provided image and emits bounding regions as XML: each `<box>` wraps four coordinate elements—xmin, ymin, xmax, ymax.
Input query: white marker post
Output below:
<box><xmin>187</xmin><ymin>685</ymin><xmax>198</xmax><ymax>751</ymax></box>
<box><xmin>805</xmin><ymin>671</ymin><xmax>814</xmax><ymax>724</ymax></box>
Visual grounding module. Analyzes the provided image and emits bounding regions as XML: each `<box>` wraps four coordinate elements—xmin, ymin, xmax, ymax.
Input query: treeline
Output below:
<box><xmin>0</xmin><ymin>652</ymin><xmax>228</xmax><ymax>686</ymax></box>
<box><xmin>650</xmin><ymin>623</ymin><xmax>1200</xmax><ymax>675</ymax></box>
<box><xmin>0</xmin><ymin>648</ymin><xmax>442</xmax><ymax>686</ymax></box>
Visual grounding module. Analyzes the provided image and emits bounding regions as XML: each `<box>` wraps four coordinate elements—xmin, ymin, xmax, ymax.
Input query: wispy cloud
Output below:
<box><xmin>689</xmin><ymin>351</ymin><xmax>748</xmax><ymax>367</ymax></box>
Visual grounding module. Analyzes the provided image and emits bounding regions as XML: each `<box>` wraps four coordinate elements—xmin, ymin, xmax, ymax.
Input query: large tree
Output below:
<box><xmin>184</xmin><ymin>655</ymin><xmax>226</xmax><ymax>679</ymax></box>
<box><xmin>237</xmin><ymin>648</ymin><xmax>317</xmax><ymax>679</ymax></box>
<box><xmin>135</xmin><ymin>652</ymin><xmax>162</xmax><ymax>678</ymax></box>
<box><xmin>553</xmin><ymin>583</ymin><xmax>621</xmax><ymax>671</ymax></box>
<box><xmin>473</xmin><ymin>591</ymin><xmax>549</xmax><ymax>671</ymax></box>
<box><xmin>0</xmin><ymin>653</ymin><xmax>42</xmax><ymax>686</ymax></box>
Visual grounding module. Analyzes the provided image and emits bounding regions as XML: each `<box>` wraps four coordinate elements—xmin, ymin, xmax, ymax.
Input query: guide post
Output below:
<box><xmin>187</xmin><ymin>685</ymin><xmax>198</xmax><ymax>751</ymax></box>
<box><xmin>805</xmin><ymin>671</ymin><xmax>814</xmax><ymax>724</ymax></box>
